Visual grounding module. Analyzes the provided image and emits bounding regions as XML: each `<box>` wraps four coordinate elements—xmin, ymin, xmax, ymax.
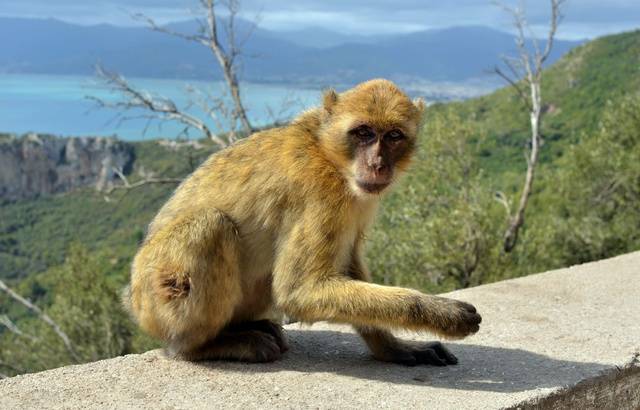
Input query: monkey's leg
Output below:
<box><xmin>347</xmin><ymin>253</ymin><xmax>457</xmax><ymax>366</ymax></box>
<box><xmin>356</xmin><ymin>326</ymin><xmax>457</xmax><ymax>366</ymax></box>
<box><xmin>130</xmin><ymin>209</ymin><xmax>246</xmax><ymax>360</ymax></box>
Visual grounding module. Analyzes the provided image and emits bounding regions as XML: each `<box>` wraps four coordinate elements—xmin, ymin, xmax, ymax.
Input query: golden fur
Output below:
<box><xmin>126</xmin><ymin>79</ymin><xmax>481</xmax><ymax>364</ymax></box>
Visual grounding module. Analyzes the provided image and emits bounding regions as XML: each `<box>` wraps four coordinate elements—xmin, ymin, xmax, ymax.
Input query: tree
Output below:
<box><xmin>550</xmin><ymin>95</ymin><xmax>640</xmax><ymax>264</ymax></box>
<box><xmin>493</xmin><ymin>0</ymin><xmax>566</xmax><ymax>252</ymax></box>
<box><xmin>91</xmin><ymin>0</ymin><xmax>255</xmax><ymax>148</ymax></box>
<box><xmin>368</xmin><ymin>109</ymin><xmax>500</xmax><ymax>291</ymax></box>
<box><xmin>0</xmin><ymin>244</ymin><xmax>134</xmax><ymax>376</ymax></box>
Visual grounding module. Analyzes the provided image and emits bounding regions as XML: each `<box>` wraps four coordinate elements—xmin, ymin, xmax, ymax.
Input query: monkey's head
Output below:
<box><xmin>319</xmin><ymin>79</ymin><xmax>425</xmax><ymax>197</ymax></box>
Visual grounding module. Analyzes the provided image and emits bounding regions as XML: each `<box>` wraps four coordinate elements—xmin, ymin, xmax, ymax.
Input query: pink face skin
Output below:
<box><xmin>349</xmin><ymin>124</ymin><xmax>412</xmax><ymax>194</ymax></box>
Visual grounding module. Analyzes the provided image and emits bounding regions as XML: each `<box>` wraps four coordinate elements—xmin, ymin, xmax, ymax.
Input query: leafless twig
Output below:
<box><xmin>133</xmin><ymin>0</ymin><xmax>254</xmax><ymax>134</ymax></box>
<box><xmin>0</xmin><ymin>314</ymin><xmax>39</xmax><ymax>342</ymax></box>
<box><xmin>102</xmin><ymin>166</ymin><xmax>183</xmax><ymax>195</ymax></box>
<box><xmin>90</xmin><ymin>65</ymin><xmax>230</xmax><ymax>148</ymax></box>
<box><xmin>0</xmin><ymin>280</ymin><xmax>81</xmax><ymax>363</ymax></box>
<box><xmin>264</xmin><ymin>92</ymin><xmax>307</xmax><ymax>127</ymax></box>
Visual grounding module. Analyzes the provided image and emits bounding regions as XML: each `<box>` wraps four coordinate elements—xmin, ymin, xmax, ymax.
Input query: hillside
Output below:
<box><xmin>1</xmin><ymin>29</ymin><xmax>640</xmax><ymax>378</ymax></box>
<box><xmin>0</xmin><ymin>17</ymin><xmax>580</xmax><ymax>85</ymax></box>
<box><xmin>0</xmin><ymin>29</ymin><xmax>638</xmax><ymax>288</ymax></box>
<box><xmin>444</xmin><ymin>28</ymin><xmax>640</xmax><ymax>176</ymax></box>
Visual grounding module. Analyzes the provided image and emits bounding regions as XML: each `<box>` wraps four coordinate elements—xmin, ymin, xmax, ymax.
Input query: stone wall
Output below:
<box><xmin>1</xmin><ymin>252</ymin><xmax>638</xmax><ymax>409</ymax></box>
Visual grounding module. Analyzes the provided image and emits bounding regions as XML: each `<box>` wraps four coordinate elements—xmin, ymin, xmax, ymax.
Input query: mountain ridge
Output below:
<box><xmin>0</xmin><ymin>17</ymin><xmax>582</xmax><ymax>85</ymax></box>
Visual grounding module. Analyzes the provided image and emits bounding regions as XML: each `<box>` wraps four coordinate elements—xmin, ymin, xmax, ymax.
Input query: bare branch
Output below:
<box><xmin>0</xmin><ymin>280</ymin><xmax>81</xmax><ymax>363</ymax></box>
<box><xmin>540</xmin><ymin>0</ymin><xmax>566</xmax><ymax>67</ymax></box>
<box><xmin>131</xmin><ymin>12</ymin><xmax>209</xmax><ymax>46</ymax></box>
<box><xmin>90</xmin><ymin>64</ymin><xmax>230</xmax><ymax>148</ymax></box>
<box><xmin>494</xmin><ymin>191</ymin><xmax>512</xmax><ymax>217</ymax></box>
<box><xmin>492</xmin><ymin>66</ymin><xmax>532</xmax><ymax>110</ymax></box>
<box><xmin>106</xmin><ymin>176</ymin><xmax>183</xmax><ymax>194</ymax></box>
<box><xmin>98</xmin><ymin>0</ymin><xmax>256</xmax><ymax>142</ymax></box>
<box><xmin>264</xmin><ymin>91</ymin><xmax>307</xmax><ymax>127</ymax></box>
<box><xmin>0</xmin><ymin>314</ymin><xmax>39</xmax><ymax>342</ymax></box>
<box><xmin>102</xmin><ymin>166</ymin><xmax>183</xmax><ymax>195</ymax></box>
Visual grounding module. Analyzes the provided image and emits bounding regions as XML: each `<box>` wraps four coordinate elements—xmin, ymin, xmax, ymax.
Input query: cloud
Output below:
<box><xmin>1</xmin><ymin>0</ymin><xmax>638</xmax><ymax>38</ymax></box>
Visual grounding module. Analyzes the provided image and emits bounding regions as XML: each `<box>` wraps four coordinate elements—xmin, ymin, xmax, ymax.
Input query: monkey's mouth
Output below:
<box><xmin>356</xmin><ymin>181</ymin><xmax>390</xmax><ymax>194</ymax></box>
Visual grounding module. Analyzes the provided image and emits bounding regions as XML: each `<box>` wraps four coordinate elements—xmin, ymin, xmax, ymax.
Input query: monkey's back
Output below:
<box><xmin>146</xmin><ymin>114</ymin><xmax>350</xmax><ymax>252</ymax></box>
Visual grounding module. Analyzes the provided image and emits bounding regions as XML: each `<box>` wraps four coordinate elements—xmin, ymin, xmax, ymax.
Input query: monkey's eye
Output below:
<box><xmin>385</xmin><ymin>129</ymin><xmax>405</xmax><ymax>142</ymax></box>
<box><xmin>351</xmin><ymin>126</ymin><xmax>375</xmax><ymax>143</ymax></box>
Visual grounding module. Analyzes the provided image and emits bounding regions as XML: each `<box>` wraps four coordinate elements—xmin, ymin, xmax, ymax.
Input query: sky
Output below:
<box><xmin>2</xmin><ymin>0</ymin><xmax>639</xmax><ymax>40</ymax></box>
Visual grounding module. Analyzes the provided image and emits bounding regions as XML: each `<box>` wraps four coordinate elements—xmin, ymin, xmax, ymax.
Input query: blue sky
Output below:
<box><xmin>2</xmin><ymin>0</ymin><xmax>639</xmax><ymax>39</ymax></box>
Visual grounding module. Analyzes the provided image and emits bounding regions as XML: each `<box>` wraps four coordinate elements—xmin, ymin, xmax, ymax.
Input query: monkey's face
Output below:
<box><xmin>320</xmin><ymin>79</ymin><xmax>424</xmax><ymax>197</ymax></box>
<box><xmin>348</xmin><ymin>124</ymin><xmax>412</xmax><ymax>194</ymax></box>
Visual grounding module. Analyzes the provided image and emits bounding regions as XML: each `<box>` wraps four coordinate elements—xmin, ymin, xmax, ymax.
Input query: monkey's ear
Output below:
<box><xmin>413</xmin><ymin>97</ymin><xmax>426</xmax><ymax>115</ymax></box>
<box><xmin>323</xmin><ymin>89</ymin><xmax>339</xmax><ymax>115</ymax></box>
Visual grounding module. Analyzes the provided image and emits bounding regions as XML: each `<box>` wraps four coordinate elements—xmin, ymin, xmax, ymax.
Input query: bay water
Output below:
<box><xmin>0</xmin><ymin>74</ymin><xmax>321</xmax><ymax>140</ymax></box>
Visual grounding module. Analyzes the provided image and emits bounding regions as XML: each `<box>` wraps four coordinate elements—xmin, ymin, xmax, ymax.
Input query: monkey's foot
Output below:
<box><xmin>180</xmin><ymin>328</ymin><xmax>284</xmax><ymax>363</ymax></box>
<box><xmin>230</xmin><ymin>319</ymin><xmax>289</xmax><ymax>353</ymax></box>
<box><xmin>379</xmin><ymin>341</ymin><xmax>458</xmax><ymax>367</ymax></box>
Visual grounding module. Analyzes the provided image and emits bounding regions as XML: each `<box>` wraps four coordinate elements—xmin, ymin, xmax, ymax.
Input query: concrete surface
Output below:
<box><xmin>1</xmin><ymin>252</ymin><xmax>639</xmax><ymax>409</ymax></box>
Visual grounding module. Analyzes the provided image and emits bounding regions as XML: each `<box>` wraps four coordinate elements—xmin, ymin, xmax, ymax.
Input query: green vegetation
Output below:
<box><xmin>1</xmin><ymin>30</ymin><xmax>639</xmax><ymax>377</ymax></box>
<box><xmin>0</xmin><ymin>244</ymin><xmax>157</xmax><ymax>375</ymax></box>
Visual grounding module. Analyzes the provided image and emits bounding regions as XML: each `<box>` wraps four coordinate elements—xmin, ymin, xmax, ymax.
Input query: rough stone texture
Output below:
<box><xmin>0</xmin><ymin>133</ymin><xmax>134</xmax><ymax>201</ymax></box>
<box><xmin>1</xmin><ymin>252</ymin><xmax>639</xmax><ymax>409</ymax></box>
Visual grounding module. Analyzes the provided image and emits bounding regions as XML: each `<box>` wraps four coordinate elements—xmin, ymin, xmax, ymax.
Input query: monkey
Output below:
<box><xmin>125</xmin><ymin>79</ymin><xmax>481</xmax><ymax>366</ymax></box>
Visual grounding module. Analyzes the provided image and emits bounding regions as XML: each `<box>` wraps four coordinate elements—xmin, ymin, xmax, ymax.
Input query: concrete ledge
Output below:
<box><xmin>2</xmin><ymin>252</ymin><xmax>639</xmax><ymax>409</ymax></box>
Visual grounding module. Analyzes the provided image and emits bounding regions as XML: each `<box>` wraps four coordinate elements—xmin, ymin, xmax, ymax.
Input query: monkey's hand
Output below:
<box><xmin>418</xmin><ymin>296</ymin><xmax>482</xmax><ymax>339</ymax></box>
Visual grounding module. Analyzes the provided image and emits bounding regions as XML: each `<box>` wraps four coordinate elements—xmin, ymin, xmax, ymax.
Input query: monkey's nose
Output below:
<box><xmin>374</xmin><ymin>163</ymin><xmax>388</xmax><ymax>173</ymax></box>
<box><xmin>368</xmin><ymin>158</ymin><xmax>385</xmax><ymax>171</ymax></box>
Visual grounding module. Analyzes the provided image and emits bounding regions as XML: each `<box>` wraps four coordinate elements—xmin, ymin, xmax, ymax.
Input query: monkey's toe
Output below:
<box><xmin>256</xmin><ymin>320</ymin><xmax>289</xmax><ymax>353</ymax></box>
<box><xmin>380</xmin><ymin>342</ymin><xmax>458</xmax><ymax>367</ymax></box>
<box><xmin>247</xmin><ymin>332</ymin><xmax>282</xmax><ymax>363</ymax></box>
<box><xmin>232</xmin><ymin>320</ymin><xmax>289</xmax><ymax>353</ymax></box>
<box><xmin>414</xmin><ymin>342</ymin><xmax>458</xmax><ymax>365</ymax></box>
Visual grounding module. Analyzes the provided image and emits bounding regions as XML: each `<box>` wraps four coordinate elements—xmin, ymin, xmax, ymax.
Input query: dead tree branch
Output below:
<box><xmin>0</xmin><ymin>280</ymin><xmax>81</xmax><ymax>363</ymax></box>
<box><xmin>90</xmin><ymin>65</ymin><xmax>230</xmax><ymax>148</ymax></box>
<box><xmin>102</xmin><ymin>166</ymin><xmax>183</xmax><ymax>196</ymax></box>
<box><xmin>493</xmin><ymin>0</ymin><xmax>565</xmax><ymax>252</ymax></box>
<box><xmin>0</xmin><ymin>314</ymin><xmax>39</xmax><ymax>342</ymax></box>
<box><xmin>133</xmin><ymin>0</ymin><xmax>254</xmax><ymax>135</ymax></box>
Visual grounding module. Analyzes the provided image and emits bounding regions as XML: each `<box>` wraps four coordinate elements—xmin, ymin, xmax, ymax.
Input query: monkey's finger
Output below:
<box><xmin>427</xmin><ymin>342</ymin><xmax>458</xmax><ymax>365</ymax></box>
<box><xmin>414</xmin><ymin>348</ymin><xmax>448</xmax><ymax>366</ymax></box>
<box><xmin>460</xmin><ymin>301</ymin><xmax>477</xmax><ymax>314</ymax></box>
<box><xmin>388</xmin><ymin>349</ymin><xmax>418</xmax><ymax>366</ymax></box>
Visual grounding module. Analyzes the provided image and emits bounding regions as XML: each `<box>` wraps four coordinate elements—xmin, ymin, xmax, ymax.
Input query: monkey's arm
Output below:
<box><xmin>272</xmin><ymin>222</ymin><xmax>481</xmax><ymax>340</ymax></box>
<box><xmin>347</xmin><ymin>239</ymin><xmax>458</xmax><ymax>366</ymax></box>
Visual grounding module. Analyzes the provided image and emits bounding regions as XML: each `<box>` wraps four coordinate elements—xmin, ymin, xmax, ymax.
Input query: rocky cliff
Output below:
<box><xmin>0</xmin><ymin>133</ymin><xmax>134</xmax><ymax>201</ymax></box>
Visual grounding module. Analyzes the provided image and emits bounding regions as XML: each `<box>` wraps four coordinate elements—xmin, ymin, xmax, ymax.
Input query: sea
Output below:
<box><xmin>0</xmin><ymin>74</ymin><xmax>321</xmax><ymax>140</ymax></box>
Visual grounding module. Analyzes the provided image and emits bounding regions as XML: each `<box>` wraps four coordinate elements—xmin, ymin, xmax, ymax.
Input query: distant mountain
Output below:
<box><xmin>0</xmin><ymin>17</ymin><xmax>582</xmax><ymax>85</ymax></box>
<box><xmin>264</xmin><ymin>27</ymin><xmax>382</xmax><ymax>48</ymax></box>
